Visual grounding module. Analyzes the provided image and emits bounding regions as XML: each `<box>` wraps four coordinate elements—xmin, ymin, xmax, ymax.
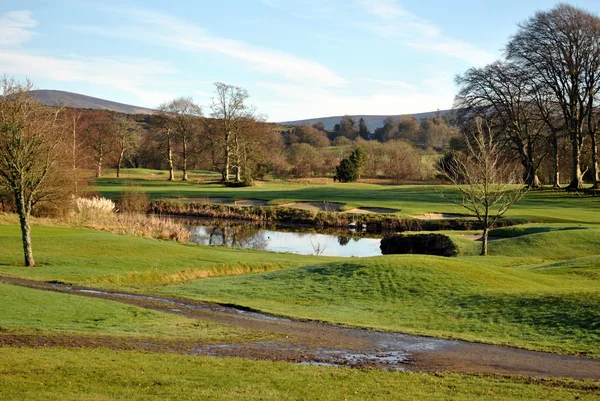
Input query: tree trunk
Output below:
<box><xmin>181</xmin><ymin>137</ymin><xmax>188</xmax><ymax>181</ymax></box>
<box><xmin>167</xmin><ymin>131</ymin><xmax>174</xmax><ymax>181</ymax></box>
<box><xmin>568</xmin><ymin>133</ymin><xmax>584</xmax><ymax>189</ymax></box>
<box><xmin>481</xmin><ymin>226</ymin><xmax>489</xmax><ymax>256</ymax></box>
<box><xmin>117</xmin><ymin>149</ymin><xmax>124</xmax><ymax>178</ymax></box>
<box><xmin>15</xmin><ymin>192</ymin><xmax>34</xmax><ymax>267</ymax></box>
<box><xmin>591</xmin><ymin>131</ymin><xmax>599</xmax><ymax>188</ymax></box>
<box><xmin>223</xmin><ymin>131</ymin><xmax>231</xmax><ymax>182</ymax></box>
<box><xmin>552</xmin><ymin>134</ymin><xmax>560</xmax><ymax>188</ymax></box>
<box><xmin>96</xmin><ymin>153</ymin><xmax>103</xmax><ymax>178</ymax></box>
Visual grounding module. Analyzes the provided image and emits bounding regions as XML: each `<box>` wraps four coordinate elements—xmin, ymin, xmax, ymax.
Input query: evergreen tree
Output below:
<box><xmin>358</xmin><ymin>118</ymin><xmax>371</xmax><ymax>140</ymax></box>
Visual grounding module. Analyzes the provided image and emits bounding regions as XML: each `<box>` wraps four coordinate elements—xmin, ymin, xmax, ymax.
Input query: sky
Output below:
<box><xmin>1</xmin><ymin>0</ymin><xmax>599</xmax><ymax>122</ymax></box>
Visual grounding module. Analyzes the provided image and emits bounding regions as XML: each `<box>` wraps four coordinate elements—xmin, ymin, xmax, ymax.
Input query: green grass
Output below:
<box><xmin>156</xmin><ymin>228</ymin><xmax>600</xmax><ymax>355</ymax></box>
<box><xmin>0</xmin><ymin>224</ymin><xmax>339</xmax><ymax>284</ymax></box>
<box><xmin>0</xmin><ymin>282</ymin><xmax>259</xmax><ymax>341</ymax></box>
<box><xmin>1</xmin><ymin>222</ymin><xmax>599</xmax><ymax>355</ymax></box>
<box><xmin>0</xmin><ymin>347</ymin><xmax>598</xmax><ymax>401</ymax></box>
<box><xmin>96</xmin><ymin>175</ymin><xmax>600</xmax><ymax>224</ymax></box>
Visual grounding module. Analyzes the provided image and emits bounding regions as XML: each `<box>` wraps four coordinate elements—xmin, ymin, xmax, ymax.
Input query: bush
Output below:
<box><xmin>117</xmin><ymin>190</ymin><xmax>150</xmax><ymax>214</ymax></box>
<box><xmin>380</xmin><ymin>233</ymin><xmax>458</xmax><ymax>257</ymax></box>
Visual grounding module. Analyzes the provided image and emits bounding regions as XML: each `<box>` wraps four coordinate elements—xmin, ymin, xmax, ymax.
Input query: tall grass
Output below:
<box><xmin>72</xmin><ymin>196</ymin><xmax>190</xmax><ymax>242</ymax></box>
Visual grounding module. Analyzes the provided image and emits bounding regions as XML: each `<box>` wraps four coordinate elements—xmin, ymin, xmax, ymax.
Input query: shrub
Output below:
<box><xmin>380</xmin><ymin>233</ymin><xmax>458</xmax><ymax>257</ymax></box>
<box><xmin>117</xmin><ymin>189</ymin><xmax>150</xmax><ymax>214</ymax></box>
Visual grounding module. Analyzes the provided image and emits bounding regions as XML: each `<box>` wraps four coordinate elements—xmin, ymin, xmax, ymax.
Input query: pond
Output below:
<box><xmin>184</xmin><ymin>221</ymin><xmax>383</xmax><ymax>257</ymax></box>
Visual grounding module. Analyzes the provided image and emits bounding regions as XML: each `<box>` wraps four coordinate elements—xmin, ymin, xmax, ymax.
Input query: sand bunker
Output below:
<box><xmin>413</xmin><ymin>213</ymin><xmax>477</xmax><ymax>220</ymax></box>
<box><xmin>281</xmin><ymin>202</ymin><xmax>344</xmax><ymax>212</ymax></box>
<box><xmin>343</xmin><ymin>207</ymin><xmax>399</xmax><ymax>215</ymax></box>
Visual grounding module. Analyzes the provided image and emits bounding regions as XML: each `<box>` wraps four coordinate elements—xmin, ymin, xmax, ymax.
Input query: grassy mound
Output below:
<box><xmin>161</xmin><ymin>228</ymin><xmax>600</xmax><ymax>355</ymax></box>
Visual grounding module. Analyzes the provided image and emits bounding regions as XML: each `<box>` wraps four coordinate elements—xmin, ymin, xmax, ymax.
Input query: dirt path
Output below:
<box><xmin>1</xmin><ymin>276</ymin><xmax>599</xmax><ymax>380</ymax></box>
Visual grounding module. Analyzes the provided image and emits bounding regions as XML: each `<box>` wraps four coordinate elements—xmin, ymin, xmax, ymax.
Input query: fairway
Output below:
<box><xmin>97</xmin><ymin>173</ymin><xmax>600</xmax><ymax>224</ymax></box>
<box><xmin>1</xmin><ymin>178</ymin><xmax>600</xmax><ymax>399</ymax></box>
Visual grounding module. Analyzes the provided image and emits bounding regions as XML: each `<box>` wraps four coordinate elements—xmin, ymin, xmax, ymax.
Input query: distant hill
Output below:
<box><xmin>31</xmin><ymin>90</ymin><xmax>156</xmax><ymax>115</ymax></box>
<box><xmin>280</xmin><ymin>109</ymin><xmax>453</xmax><ymax>131</ymax></box>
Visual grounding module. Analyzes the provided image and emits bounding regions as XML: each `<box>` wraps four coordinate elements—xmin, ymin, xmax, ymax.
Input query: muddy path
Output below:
<box><xmin>1</xmin><ymin>276</ymin><xmax>599</xmax><ymax>380</ymax></box>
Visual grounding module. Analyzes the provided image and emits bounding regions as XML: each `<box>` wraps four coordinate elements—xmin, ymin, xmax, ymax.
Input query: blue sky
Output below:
<box><xmin>1</xmin><ymin>0</ymin><xmax>599</xmax><ymax>121</ymax></box>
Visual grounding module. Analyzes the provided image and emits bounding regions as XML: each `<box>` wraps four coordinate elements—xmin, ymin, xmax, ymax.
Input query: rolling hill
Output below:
<box><xmin>30</xmin><ymin>90</ymin><xmax>156</xmax><ymax>115</ymax></box>
<box><xmin>280</xmin><ymin>109</ymin><xmax>453</xmax><ymax>131</ymax></box>
<box><xmin>30</xmin><ymin>89</ymin><xmax>452</xmax><ymax>128</ymax></box>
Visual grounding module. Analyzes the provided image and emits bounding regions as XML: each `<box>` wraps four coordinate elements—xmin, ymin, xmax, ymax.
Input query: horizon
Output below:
<box><xmin>2</xmin><ymin>1</ymin><xmax>599</xmax><ymax>121</ymax></box>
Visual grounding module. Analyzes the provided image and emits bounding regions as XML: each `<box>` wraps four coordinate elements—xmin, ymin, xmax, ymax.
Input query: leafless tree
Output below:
<box><xmin>114</xmin><ymin>116</ymin><xmax>141</xmax><ymax>178</ymax></box>
<box><xmin>440</xmin><ymin>119</ymin><xmax>527</xmax><ymax>256</ymax></box>
<box><xmin>506</xmin><ymin>4</ymin><xmax>600</xmax><ymax>189</ymax></box>
<box><xmin>0</xmin><ymin>78</ymin><xmax>69</xmax><ymax>266</ymax></box>
<box><xmin>455</xmin><ymin>61</ymin><xmax>547</xmax><ymax>187</ymax></box>
<box><xmin>84</xmin><ymin>111</ymin><xmax>115</xmax><ymax>178</ymax></box>
<box><xmin>158</xmin><ymin>97</ymin><xmax>203</xmax><ymax>181</ymax></box>
<box><xmin>205</xmin><ymin>83</ymin><xmax>257</xmax><ymax>183</ymax></box>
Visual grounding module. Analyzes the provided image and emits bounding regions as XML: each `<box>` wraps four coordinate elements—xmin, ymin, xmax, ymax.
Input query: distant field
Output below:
<box><xmin>97</xmin><ymin>171</ymin><xmax>600</xmax><ymax>224</ymax></box>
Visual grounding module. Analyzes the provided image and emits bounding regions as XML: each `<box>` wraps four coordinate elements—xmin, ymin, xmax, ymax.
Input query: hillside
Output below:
<box><xmin>280</xmin><ymin>109</ymin><xmax>453</xmax><ymax>131</ymax></box>
<box><xmin>31</xmin><ymin>90</ymin><xmax>156</xmax><ymax>115</ymax></box>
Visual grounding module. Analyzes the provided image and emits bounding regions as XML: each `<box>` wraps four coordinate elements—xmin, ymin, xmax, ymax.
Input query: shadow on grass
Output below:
<box><xmin>455</xmin><ymin>293</ymin><xmax>600</xmax><ymax>338</ymax></box>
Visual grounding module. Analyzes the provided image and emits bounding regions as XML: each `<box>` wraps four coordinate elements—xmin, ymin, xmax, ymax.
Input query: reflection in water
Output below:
<box><xmin>186</xmin><ymin>223</ymin><xmax>382</xmax><ymax>258</ymax></box>
<box><xmin>190</xmin><ymin>226</ymin><xmax>269</xmax><ymax>250</ymax></box>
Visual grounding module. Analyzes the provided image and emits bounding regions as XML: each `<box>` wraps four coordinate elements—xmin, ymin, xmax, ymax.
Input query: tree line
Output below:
<box><xmin>454</xmin><ymin>3</ymin><xmax>600</xmax><ymax>190</ymax></box>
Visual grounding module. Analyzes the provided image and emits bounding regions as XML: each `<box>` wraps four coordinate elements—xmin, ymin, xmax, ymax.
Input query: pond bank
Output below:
<box><xmin>150</xmin><ymin>200</ymin><xmax>527</xmax><ymax>232</ymax></box>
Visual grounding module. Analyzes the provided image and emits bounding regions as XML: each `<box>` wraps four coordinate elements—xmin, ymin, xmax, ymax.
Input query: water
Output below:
<box><xmin>185</xmin><ymin>224</ymin><xmax>383</xmax><ymax>257</ymax></box>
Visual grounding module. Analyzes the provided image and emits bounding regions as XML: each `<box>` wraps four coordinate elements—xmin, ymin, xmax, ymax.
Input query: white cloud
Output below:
<box><xmin>359</xmin><ymin>77</ymin><xmax>417</xmax><ymax>90</ymax></box>
<box><xmin>256</xmin><ymin>82</ymin><xmax>453</xmax><ymax>121</ymax></box>
<box><xmin>0</xmin><ymin>10</ymin><xmax>37</xmax><ymax>47</ymax></box>
<box><xmin>0</xmin><ymin>49</ymin><xmax>177</xmax><ymax>107</ymax></box>
<box><xmin>355</xmin><ymin>0</ymin><xmax>409</xmax><ymax>20</ymax></box>
<box><xmin>356</xmin><ymin>0</ymin><xmax>495</xmax><ymax>65</ymax></box>
<box><xmin>80</xmin><ymin>7</ymin><xmax>345</xmax><ymax>87</ymax></box>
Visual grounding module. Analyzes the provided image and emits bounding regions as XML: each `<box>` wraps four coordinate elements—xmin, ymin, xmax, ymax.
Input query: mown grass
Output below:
<box><xmin>0</xmin><ymin>282</ymin><xmax>260</xmax><ymax>341</ymax></box>
<box><xmin>0</xmin><ymin>347</ymin><xmax>598</xmax><ymax>401</ymax></box>
<box><xmin>96</xmin><ymin>175</ymin><xmax>600</xmax><ymax>224</ymax></box>
<box><xmin>0</xmin><ymin>224</ymin><xmax>339</xmax><ymax>284</ymax></box>
<box><xmin>157</xmin><ymin>229</ymin><xmax>600</xmax><ymax>356</ymax></box>
<box><xmin>1</xmin><ymin>221</ymin><xmax>599</xmax><ymax>355</ymax></box>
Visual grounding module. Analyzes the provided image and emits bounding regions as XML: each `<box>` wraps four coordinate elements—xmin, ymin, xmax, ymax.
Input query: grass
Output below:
<box><xmin>2</xmin><ymin>174</ymin><xmax>600</xmax><ymax>396</ymax></box>
<box><xmin>96</xmin><ymin>174</ymin><xmax>600</xmax><ymax>224</ymax></box>
<box><xmin>156</xmin><ymin>228</ymin><xmax>600</xmax><ymax>355</ymax></box>
<box><xmin>0</xmin><ymin>224</ymin><xmax>339</xmax><ymax>284</ymax></box>
<box><xmin>1</xmin><ymin>220</ymin><xmax>599</xmax><ymax>355</ymax></box>
<box><xmin>0</xmin><ymin>282</ymin><xmax>260</xmax><ymax>341</ymax></box>
<box><xmin>0</xmin><ymin>347</ymin><xmax>598</xmax><ymax>401</ymax></box>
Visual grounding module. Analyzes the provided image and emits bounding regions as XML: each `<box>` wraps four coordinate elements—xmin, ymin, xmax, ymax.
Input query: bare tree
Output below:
<box><xmin>455</xmin><ymin>62</ymin><xmax>547</xmax><ymax>187</ymax></box>
<box><xmin>0</xmin><ymin>78</ymin><xmax>68</xmax><ymax>266</ymax></box>
<box><xmin>440</xmin><ymin>119</ymin><xmax>527</xmax><ymax>255</ymax></box>
<box><xmin>84</xmin><ymin>111</ymin><xmax>115</xmax><ymax>178</ymax></box>
<box><xmin>150</xmin><ymin>112</ymin><xmax>176</xmax><ymax>181</ymax></box>
<box><xmin>157</xmin><ymin>98</ymin><xmax>203</xmax><ymax>181</ymax></box>
<box><xmin>506</xmin><ymin>4</ymin><xmax>600</xmax><ymax>189</ymax></box>
<box><xmin>205</xmin><ymin>83</ymin><xmax>255</xmax><ymax>183</ymax></box>
<box><xmin>114</xmin><ymin>116</ymin><xmax>141</xmax><ymax>178</ymax></box>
